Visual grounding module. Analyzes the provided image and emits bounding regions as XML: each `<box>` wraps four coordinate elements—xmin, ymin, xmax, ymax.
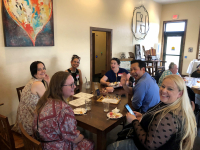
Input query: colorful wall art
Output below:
<box><xmin>2</xmin><ymin>0</ymin><xmax>54</xmax><ymax>47</ymax></box>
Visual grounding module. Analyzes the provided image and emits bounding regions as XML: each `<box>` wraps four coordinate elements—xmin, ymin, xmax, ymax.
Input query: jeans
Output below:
<box><xmin>107</xmin><ymin>139</ymin><xmax>138</xmax><ymax>150</ymax></box>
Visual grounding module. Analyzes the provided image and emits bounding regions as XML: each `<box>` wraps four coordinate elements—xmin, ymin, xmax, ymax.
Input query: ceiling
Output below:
<box><xmin>153</xmin><ymin>0</ymin><xmax>200</xmax><ymax>4</ymax></box>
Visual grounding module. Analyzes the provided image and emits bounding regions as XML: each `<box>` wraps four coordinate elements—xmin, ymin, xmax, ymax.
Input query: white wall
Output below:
<box><xmin>0</xmin><ymin>0</ymin><xmax>162</xmax><ymax>124</ymax></box>
<box><xmin>159</xmin><ymin>1</ymin><xmax>200</xmax><ymax>75</ymax></box>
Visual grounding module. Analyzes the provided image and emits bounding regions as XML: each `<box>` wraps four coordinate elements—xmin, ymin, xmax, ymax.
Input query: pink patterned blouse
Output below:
<box><xmin>32</xmin><ymin>98</ymin><xmax>94</xmax><ymax>150</ymax></box>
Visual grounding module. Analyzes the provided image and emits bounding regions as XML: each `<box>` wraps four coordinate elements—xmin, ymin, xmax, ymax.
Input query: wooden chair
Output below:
<box><xmin>0</xmin><ymin>114</ymin><xmax>24</xmax><ymax>150</ymax></box>
<box><xmin>19</xmin><ymin>123</ymin><xmax>42</xmax><ymax>150</ymax></box>
<box><xmin>16</xmin><ymin>86</ymin><xmax>25</xmax><ymax>102</ymax></box>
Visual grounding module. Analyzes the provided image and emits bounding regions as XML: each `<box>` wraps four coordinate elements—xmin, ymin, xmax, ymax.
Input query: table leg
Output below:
<box><xmin>97</xmin><ymin>130</ymin><xmax>106</xmax><ymax>150</ymax></box>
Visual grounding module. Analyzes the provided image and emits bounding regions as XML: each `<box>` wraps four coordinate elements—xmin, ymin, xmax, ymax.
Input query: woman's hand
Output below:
<box><xmin>133</xmin><ymin>111</ymin><xmax>142</xmax><ymax>122</ymax></box>
<box><xmin>106</xmin><ymin>82</ymin><xmax>111</xmax><ymax>86</ymax></box>
<box><xmin>44</xmin><ymin>74</ymin><xmax>50</xmax><ymax>84</ymax></box>
<box><xmin>126</xmin><ymin>112</ymin><xmax>137</xmax><ymax>124</ymax></box>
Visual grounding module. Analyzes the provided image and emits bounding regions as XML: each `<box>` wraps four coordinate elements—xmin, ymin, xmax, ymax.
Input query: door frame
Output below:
<box><xmin>90</xmin><ymin>27</ymin><xmax>112</xmax><ymax>82</ymax></box>
<box><xmin>163</xmin><ymin>31</ymin><xmax>184</xmax><ymax>72</ymax></box>
<box><xmin>161</xmin><ymin>20</ymin><xmax>187</xmax><ymax>75</ymax></box>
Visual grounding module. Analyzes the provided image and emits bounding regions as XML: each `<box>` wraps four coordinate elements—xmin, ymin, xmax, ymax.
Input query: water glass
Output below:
<box><xmin>86</xmin><ymin>81</ymin><xmax>91</xmax><ymax>89</ymax></box>
<box><xmin>85</xmin><ymin>99</ymin><xmax>91</xmax><ymax>111</ymax></box>
<box><xmin>103</xmin><ymin>102</ymin><xmax>109</xmax><ymax>112</ymax></box>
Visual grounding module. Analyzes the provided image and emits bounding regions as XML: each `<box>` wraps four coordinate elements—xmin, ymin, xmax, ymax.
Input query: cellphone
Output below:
<box><xmin>124</xmin><ymin>104</ymin><xmax>136</xmax><ymax>116</ymax></box>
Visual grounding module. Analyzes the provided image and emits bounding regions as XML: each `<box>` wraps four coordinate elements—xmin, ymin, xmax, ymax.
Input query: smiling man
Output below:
<box><xmin>121</xmin><ymin>60</ymin><xmax>160</xmax><ymax>113</ymax></box>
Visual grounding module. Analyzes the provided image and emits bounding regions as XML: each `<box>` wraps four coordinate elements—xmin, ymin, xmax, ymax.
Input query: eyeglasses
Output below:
<box><xmin>63</xmin><ymin>83</ymin><xmax>75</xmax><ymax>88</ymax></box>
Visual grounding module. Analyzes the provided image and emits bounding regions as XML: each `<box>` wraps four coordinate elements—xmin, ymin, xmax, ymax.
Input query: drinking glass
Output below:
<box><xmin>103</xmin><ymin>102</ymin><xmax>109</xmax><ymax>112</ymax></box>
<box><xmin>85</xmin><ymin>99</ymin><xmax>91</xmax><ymax>111</ymax></box>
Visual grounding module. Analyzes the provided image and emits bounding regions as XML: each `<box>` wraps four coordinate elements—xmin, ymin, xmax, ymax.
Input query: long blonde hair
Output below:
<box><xmin>154</xmin><ymin>75</ymin><xmax>196</xmax><ymax>150</ymax></box>
<box><xmin>36</xmin><ymin>71</ymin><xmax>71</xmax><ymax>114</ymax></box>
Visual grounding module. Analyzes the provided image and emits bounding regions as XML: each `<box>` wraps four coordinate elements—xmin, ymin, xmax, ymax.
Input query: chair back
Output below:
<box><xmin>0</xmin><ymin>114</ymin><xmax>15</xmax><ymax>150</ymax></box>
<box><xmin>19</xmin><ymin>123</ymin><xmax>42</xmax><ymax>150</ymax></box>
<box><xmin>16</xmin><ymin>86</ymin><xmax>25</xmax><ymax>102</ymax></box>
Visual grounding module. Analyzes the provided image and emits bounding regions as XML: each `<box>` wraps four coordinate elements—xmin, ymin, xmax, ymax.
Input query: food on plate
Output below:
<box><xmin>108</xmin><ymin>112</ymin><xmax>122</xmax><ymax>118</ymax></box>
<box><xmin>112</xmin><ymin>107</ymin><xmax>120</xmax><ymax>113</ymax></box>
<box><xmin>73</xmin><ymin>108</ymin><xmax>86</xmax><ymax>115</ymax></box>
<box><xmin>197</xmin><ymin>81</ymin><xmax>200</xmax><ymax>83</ymax></box>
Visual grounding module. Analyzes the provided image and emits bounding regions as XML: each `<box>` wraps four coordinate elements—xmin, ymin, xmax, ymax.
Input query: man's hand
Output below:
<box><xmin>120</xmin><ymin>72</ymin><xmax>127</xmax><ymax>86</ymax></box>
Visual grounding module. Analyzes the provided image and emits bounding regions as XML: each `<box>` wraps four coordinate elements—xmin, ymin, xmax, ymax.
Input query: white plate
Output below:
<box><xmin>73</xmin><ymin>108</ymin><xmax>87</xmax><ymax>115</ymax></box>
<box><xmin>107</xmin><ymin>112</ymin><xmax>123</xmax><ymax>119</ymax></box>
<box><xmin>109</xmin><ymin>82</ymin><xmax>121</xmax><ymax>88</ymax></box>
<box><xmin>192</xmin><ymin>86</ymin><xmax>200</xmax><ymax>89</ymax></box>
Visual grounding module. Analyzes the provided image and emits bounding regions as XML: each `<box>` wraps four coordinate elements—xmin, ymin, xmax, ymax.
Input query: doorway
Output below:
<box><xmin>90</xmin><ymin>27</ymin><xmax>112</xmax><ymax>82</ymax></box>
<box><xmin>162</xmin><ymin>20</ymin><xmax>187</xmax><ymax>74</ymax></box>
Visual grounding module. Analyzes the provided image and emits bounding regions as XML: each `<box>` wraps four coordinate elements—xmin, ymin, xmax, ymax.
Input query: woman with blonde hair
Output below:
<box><xmin>107</xmin><ymin>74</ymin><xmax>196</xmax><ymax>150</ymax></box>
<box><xmin>32</xmin><ymin>71</ymin><xmax>94</xmax><ymax>150</ymax></box>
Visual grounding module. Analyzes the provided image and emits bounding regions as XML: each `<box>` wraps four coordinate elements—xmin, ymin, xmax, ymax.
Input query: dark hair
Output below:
<box><xmin>36</xmin><ymin>71</ymin><xmax>71</xmax><ymax>114</ymax></box>
<box><xmin>71</xmin><ymin>54</ymin><xmax>80</xmax><ymax>62</ymax></box>
<box><xmin>131</xmin><ymin>60</ymin><xmax>146</xmax><ymax>70</ymax></box>
<box><xmin>111</xmin><ymin>58</ymin><xmax>120</xmax><ymax>65</ymax></box>
<box><xmin>30</xmin><ymin>61</ymin><xmax>46</xmax><ymax>79</ymax></box>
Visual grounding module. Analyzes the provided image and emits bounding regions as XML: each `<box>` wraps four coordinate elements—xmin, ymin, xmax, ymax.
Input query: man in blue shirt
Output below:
<box><xmin>121</xmin><ymin>60</ymin><xmax>160</xmax><ymax>113</ymax></box>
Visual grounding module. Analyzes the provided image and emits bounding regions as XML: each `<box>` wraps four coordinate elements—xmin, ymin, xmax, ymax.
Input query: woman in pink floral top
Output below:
<box><xmin>32</xmin><ymin>71</ymin><xmax>94</xmax><ymax>150</ymax></box>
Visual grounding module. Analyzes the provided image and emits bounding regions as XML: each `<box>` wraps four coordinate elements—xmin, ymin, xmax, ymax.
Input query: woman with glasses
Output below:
<box><xmin>66</xmin><ymin>54</ymin><xmax>83</xmax><ymax>86</ymax></box>
<box><xmin>12</xmin><ymin>61</ymin><xmax>50</xmax><ymax>135</ymax></box>
<box><xmin>107</xmin><ymin>75</ymin><xmax>196</xmax><ymax>150</ymax></box>
<box><xmin>32</xmin><ymin>71</ymin><xmax>94</xmax><ymax>150</ymax></box>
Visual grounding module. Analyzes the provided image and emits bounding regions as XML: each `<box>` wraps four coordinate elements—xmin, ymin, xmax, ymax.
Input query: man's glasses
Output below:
<box><xmin>63</xmin><ymin>83</ymin><xmax>75</xmax><ymax>88</ymax></box>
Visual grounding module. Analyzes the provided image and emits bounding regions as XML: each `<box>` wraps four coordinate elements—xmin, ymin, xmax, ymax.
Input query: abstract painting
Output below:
<box><xmin>2</xmin><ymin>0</ymin><xmax>54</xmax><ymax>47</ymax></box>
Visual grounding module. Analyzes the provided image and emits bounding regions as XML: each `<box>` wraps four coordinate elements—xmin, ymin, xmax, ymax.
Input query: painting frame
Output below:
<box><xmin>2</xmin><ymin>0</ymin><xmax>54</xmax><ymax>47</ymax></box>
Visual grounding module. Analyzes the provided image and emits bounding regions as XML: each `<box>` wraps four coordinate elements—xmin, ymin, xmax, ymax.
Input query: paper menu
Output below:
<box><xmin>69</xmin><ymin>98</ymin><xmax>90</xmax><ymax>107</ymax></box>
<box><xmin>73</xmin><ymin>92</ymin><xmax>94</xmax><ymax>99</ymax></box>
<box><xmin>102</xmin><ymin>98</ymin><xmax>119</xmax><ymax>104</ymax></box>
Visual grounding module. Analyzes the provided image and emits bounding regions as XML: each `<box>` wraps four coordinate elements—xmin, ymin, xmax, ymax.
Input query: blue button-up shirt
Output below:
<box><xmin>132</xmin><ymin>72</ymin><xmax>160</xmax><ymax>113</ymax></box>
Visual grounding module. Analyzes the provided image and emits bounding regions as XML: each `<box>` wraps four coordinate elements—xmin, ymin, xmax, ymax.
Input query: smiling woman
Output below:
<box><xmin>66</xmin><ymin>54</ymin><xmax>83</xmax><ymax>86</ymax></box>
<box><xmin>12</xmin><ymin>61</ymin><xmax>50</xmax><ymax>135</ymax></box>
<box><xmin>32</xmin><ymin>71</ymin><xmax>94</xmax><ymax>149</ymax></box>
<box><xmin>107</xmin><ymin>74</ymin><xmax>196</xmax><ymax>150</ymax></box>
<box><xmin>100</xmin><ymin>58</ymin><xmax>130</xmax><ymax>86</ymax></box>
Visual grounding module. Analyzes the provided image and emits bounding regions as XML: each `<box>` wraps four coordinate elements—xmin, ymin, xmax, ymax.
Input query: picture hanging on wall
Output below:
<box><xmin>2</xmin><ymin>0</ymin><xmax>54</xmax><ymax>47</ymax></box>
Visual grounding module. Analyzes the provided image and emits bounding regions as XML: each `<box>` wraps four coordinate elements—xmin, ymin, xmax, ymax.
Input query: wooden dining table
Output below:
<box><xmin>68</xmin><ymin>82</ymin><xmax>131</xmax><ymax>150</ymax></box>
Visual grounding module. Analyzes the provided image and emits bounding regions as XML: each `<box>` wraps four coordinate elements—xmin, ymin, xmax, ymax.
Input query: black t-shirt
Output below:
<box><xmin>67</xmin><ymin>69</ymin><xmax>79</xmax><ymax>85</ymax></box>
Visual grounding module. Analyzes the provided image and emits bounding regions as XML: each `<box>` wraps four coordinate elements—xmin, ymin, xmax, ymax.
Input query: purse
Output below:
<box><xmin>116</xmin><ymin>123</ymin><xmax>134</xmax><ymax>141</ymax></box>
